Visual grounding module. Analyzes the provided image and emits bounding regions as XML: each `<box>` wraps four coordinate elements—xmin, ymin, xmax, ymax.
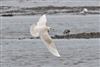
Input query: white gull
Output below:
<box><xmin>30</xmin><ymin>14</ymin><xmax>60</xmax><ymax>57</ymax></box>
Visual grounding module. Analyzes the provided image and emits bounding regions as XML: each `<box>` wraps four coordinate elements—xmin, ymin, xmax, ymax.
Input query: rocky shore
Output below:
<box><xmin>22</xmin><ymin>32</ymin><xmax>100</xmax><ymax>40</ymax></box>
<box><xmin>0</xmin><ymin>6</ymin><xmax>100</xmax><ymax>16</ymax></box>
<box><xmin>54</xmin><ymin>32</ymin><xmax>100</xmax><ymax>39</ymax></box>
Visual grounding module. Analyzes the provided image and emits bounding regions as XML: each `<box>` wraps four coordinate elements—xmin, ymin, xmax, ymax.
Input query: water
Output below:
<box><xmin>0</xmin><ymin>0</ymin><xmax>100</xmax><ymax>7</ymax></box>
<box><xmin>1</xmin><ymin>39</ymin><xmax>100</xmax><ymax>67</ymax></box>
<box><xmin>1</xmin><ymin>14</ymin><xmax>100</xmax><ymax>39</ymax></box>
<box><xmin>0</xmin><ymin>0</ymin><xmax>100</xmax><ymax>67</ymax></box>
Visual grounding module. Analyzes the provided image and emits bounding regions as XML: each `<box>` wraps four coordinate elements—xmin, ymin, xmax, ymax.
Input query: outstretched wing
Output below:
<box><xmin>30</xmin><ymin>24</ymin><xmax>39</xmax><ymax>37</ymax></box>
<box><xmin>37</xmin><ymin>14</ymin><xmax>47</xmax><ymax>26</ymax></box>
<box><xmin>40</xmin><ymin>31</ymin><xmax>60</xmax><ymax>57</ymax></box>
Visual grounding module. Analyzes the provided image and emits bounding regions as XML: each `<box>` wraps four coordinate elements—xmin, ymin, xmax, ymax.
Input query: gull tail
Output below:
<box><xmin>30</xmin><ymin>24</ymin><xmax>39</xmax><ymax>37</ymax></box>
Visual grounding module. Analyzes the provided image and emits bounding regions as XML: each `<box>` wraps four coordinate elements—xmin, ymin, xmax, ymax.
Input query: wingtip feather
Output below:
<box><xmin>53</xmin><ymin>51</ymin><xmax>61</xmax><ymax>57</ymax></box>
<box><xmin>47</xmin><ymin>45</ymin><xmax>61</xmax><ymax>57</ymax></box>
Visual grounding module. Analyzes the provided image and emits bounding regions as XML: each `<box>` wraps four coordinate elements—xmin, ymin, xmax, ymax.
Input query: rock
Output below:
<box><xmin>63</xmin><ymin>29</ymin><xmax>70</xmax><ymax>35</ymax></box>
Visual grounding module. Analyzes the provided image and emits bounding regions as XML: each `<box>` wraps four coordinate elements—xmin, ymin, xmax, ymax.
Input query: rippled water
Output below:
<box><xmin>1</xmin><ymin>14</ymin><xmax>100</xmax><ymax>39</ymax></box>
<box><xmin>0</xmin><ymin>39</ymin><xmax>100</xmax><ymax>67</ymax></box>
<box><xmin>1</xmin><ymin>0</ymin><xmax>100</xmax><ymax>7</ymax></box>
<box><xmin>0</xmin><ymin>0</ymin><xmax>100</xmax><ymax>67</ymax></box>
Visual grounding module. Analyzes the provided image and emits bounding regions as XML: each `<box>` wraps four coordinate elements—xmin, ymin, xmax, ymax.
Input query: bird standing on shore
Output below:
<box><xmin>30</xmin><ymin>14</ymin><xmax>60</xmax><ymax>57</ymax></box>
<box><xmin>80</xmin><ymin>8</ymin><xmax>88</xmax><ymax>14</ymax></box>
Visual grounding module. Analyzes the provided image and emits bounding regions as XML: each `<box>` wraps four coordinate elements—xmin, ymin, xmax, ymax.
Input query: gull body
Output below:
<box><xmin>30</xmin><ymin>14</ymin><xmax>60</xmax><ymax>57</ymax></box>
<box><xmin>80</xmin><ymin>8</ymin><xmax>88</xmax><ymax>14</ymax></box>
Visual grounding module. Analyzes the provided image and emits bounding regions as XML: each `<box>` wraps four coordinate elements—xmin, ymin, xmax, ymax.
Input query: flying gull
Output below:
<box><xmin>30</xmin><ymin>14</ymin><xmax>60</xmax><ymax>57</ymax></box>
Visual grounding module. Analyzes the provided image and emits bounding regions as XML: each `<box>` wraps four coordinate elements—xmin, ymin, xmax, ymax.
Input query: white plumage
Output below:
<box><xmin>30</xmin><ymin>14</ymin><xmax>60</xmax><ymax>57</ymax></box>
<box><xmin>80</xmin><ymin>8</ymin><xmax>88</xmax><ymax>14</ymax></box>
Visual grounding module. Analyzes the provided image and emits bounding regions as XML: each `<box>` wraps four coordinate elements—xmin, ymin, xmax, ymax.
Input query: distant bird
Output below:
<box><xmin>63</xmin><ymin>29</ymin><xmax>70</xmax><ymax>35</ymax></box>
<box><xmin>30</xmin><ymin>14</ymin><xmax>60</xmax><ymax>57</ymax></box>
<box><xmin>80</xmin><ymin>8</ymin><xmax>88</xmax><ymax>14</ymax></box>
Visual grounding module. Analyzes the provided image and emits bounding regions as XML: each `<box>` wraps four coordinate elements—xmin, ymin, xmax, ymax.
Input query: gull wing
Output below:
<box><xmin>40</xmin><ymin>31</ymin><xmax>60</xmax><ymax>57</ymax></box>
<box><xmin>30</xmin><ymin>24</ymin><xmax>39</xmax><ymax>37</ymax></box>
<box><xmin>37</xmin><ymin>14</ymin><xmax>47</xmax><ymax>26</ymax></box>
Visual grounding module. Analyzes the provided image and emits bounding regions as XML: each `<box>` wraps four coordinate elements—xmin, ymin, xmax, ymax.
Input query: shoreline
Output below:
<box><xmin>1</xmin><ymin>32</ymin><xmax>100</xmax><ymax>39</ymax></box>
<box><xmin>1</xmin><ymin>6</ymin><xmax>100</xmax><ymax>16</ymax></box>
